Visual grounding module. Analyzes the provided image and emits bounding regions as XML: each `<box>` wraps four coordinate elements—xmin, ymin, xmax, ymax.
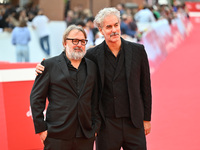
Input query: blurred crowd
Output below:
<box><xmin>64</xmin><ymin>1</ymin><xmax>190</xmax><ymax>46</ymax></box>
<box><xmin>0</xmin><ymin>1</ymin><xmax>190</xmax><ymax>62</ymax></box>
<box><xmin>0</xmin><ymin>2</ymin><xmax>50</xmax><ymax>62</ymax></box>
<box><xmin>0</xmin><ymin>1</ymin><xmax>190</xmax><ymax>37</ymax></box>
<box><xmin>0</xmin><ymin>2</ymin><xmax>39</xmax><ymax>32</ymax></box>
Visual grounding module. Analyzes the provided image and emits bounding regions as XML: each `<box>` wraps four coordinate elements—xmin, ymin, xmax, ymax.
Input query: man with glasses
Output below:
<box><xmin>30</xmin><ymin>25</ymin><xmax>101</xmax><ymax>150</ymax></box>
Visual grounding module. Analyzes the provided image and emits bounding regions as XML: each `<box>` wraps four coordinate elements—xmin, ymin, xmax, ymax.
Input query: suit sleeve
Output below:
<box><xmin>140</xmin><ymin>46</ymin><xmax>152</xmax><ymax>121</ymax></box>
<box><xmin>30</xmin><ymin>61</ymin><xmax>50</xmax><ymax>134</ymax></box>
<box><xmin>91</xmin><ymin>66</ymin><xmax>101</xmax><ymax>133</ymax></box>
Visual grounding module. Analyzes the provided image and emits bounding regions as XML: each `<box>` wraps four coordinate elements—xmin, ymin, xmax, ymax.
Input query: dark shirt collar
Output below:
<box><xmin>105</xmin><ymin>43</ymin><xmax>123</xmax><ymax>57</ymax></box>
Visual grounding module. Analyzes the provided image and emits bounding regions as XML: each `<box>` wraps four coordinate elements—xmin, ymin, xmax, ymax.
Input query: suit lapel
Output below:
<box><xmin>96</xmin><ymin>42</ymin><xmax>105</xmax><ymax>88</ymax></box>
<box><xmin>123</xmin><ymin>39</ymin><xmax>133</xmax><ymax>84</ymax></box>
<box><xmin>56</xmin><ymin>53</ymin><xmax>77</xmax><ymax>94</ymax></box>
<box><xmin>113</xmin><ymin>49</ymin><xmax>124</xmax><ymax>80</ymax></box>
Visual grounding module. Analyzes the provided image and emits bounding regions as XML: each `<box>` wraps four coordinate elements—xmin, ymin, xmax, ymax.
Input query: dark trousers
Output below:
<box><xmin>44</xmin><ymin>136</ymin><xmax>95</xmax><ymax>150</ymax></box>
<box><xmin>96</xmin><ymin>117</ymin><xmax>146</xmax><ymax>150</ymax></box>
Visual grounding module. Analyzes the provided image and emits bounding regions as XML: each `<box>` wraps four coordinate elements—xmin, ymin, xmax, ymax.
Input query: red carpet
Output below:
<box><xmin>147</xmin><ymin>17</ymin><xmax>200</xmax><ymax>150</ymax></box>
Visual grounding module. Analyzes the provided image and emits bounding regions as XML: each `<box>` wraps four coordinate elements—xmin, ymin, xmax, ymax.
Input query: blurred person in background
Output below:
<box><xmin>134</xmin><ymin>4</ymin><xmax>156</xmax><ymax>23</ymax></box>
<box><xmin>149</xmin><ymin>5</ymin><xmax>161</xmax><ymax>21</ymax></box>
<box><xmin>134</xmin><ymin>4</ymin><xmax>156</xmax><ymax>33</ymax></box>
<box><xmin>0</xmin><ymin>6</ymin><xmax>5</xmax><ymax>32</ymax></box>
<box><xmin>127</xmin><ymin>14</ymin><xmax>138</xmax><ymax>32</ymax></box>
<box><xmin>3</xmin><ymin>8</ymin><xmax>18</xmax><ymax>32</ymax></box>
<box><xmin>82</xmin><ymin>9</ymin><xmax>93</xmax><ymax>22</ymax></box>
<box><xmin>11</xmin><ymin>19</ymin><xmax>31</xmax><ymax>62</ymax></box>
<box><xmin>65</xmin><ymin>10</ymin><xmax>76</xmax><ymax>26</ymax></box>
<box><xmin>175</xmin><ymin>2</ymin><xmax>190</xmax><ymax>19</ymax></box>
<box><xmin>73</xmin><ymin>4</ymin><xmax>84</xmax><ymax>21</ymax></box>
<box><xmin>17</xmin><ymin>8</ymin><xmax>28</xmax><ymax>22</ymax></box>
<box><xmin>159</xmin><ymin>5</ymin><xmax>174</xmax><ymax>25</ymax></box>
<box><xmin>94</xmin><ymin>31</ymin><xmax>104</xmax><ymax>46</ymax></box>
<box><xmin>27</xmin><ymin>10</ymin><xmax>36</xmax><ymax>22</ymax></box>
<box><xmin>75</xmin><ymin>19</ymin><xmax>95</xmax><ymax>49</ymax></box>
<box><xmin>120</xmin><ymin>13</ymin><xmax>136</xmax><ymax>38</ymax></box>
<box><xmin>86</xmin><ymin>17</ymin><xmax>99</xmax><ymax>45</ymax></box>
<box><xmin>116</xmin><ymin>3</ymin><xmax>125</xmax><ymax>16</ymax></box>
<box><xmin>32</xmin><ymin>9</ymin><xmax>50</xmax><ymax>56</ymax></box>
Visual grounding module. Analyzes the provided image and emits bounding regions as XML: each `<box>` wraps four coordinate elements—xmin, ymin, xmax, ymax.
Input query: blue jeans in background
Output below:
<box><xmin>40</xmin><ymin>35</ymin><xmax>50</xmax><ymax>56</ymax></box>
<box><xmin>16</xmin><ymin>45</ymin><xmax>29</xmax><ymax>62</ymax></box>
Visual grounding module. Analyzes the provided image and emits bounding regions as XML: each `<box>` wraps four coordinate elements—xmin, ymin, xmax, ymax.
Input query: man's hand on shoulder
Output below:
<box><xmin>35</xmin><ymin>58</ymin><xmax>45</xmax><ymax>76</ymax></box>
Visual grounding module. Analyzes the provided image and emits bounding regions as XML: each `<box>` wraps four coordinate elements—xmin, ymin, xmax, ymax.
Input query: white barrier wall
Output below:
<box><xmin>140</xmin><ymin>17</ymin><xmax>192</xmax><ymax>73</ymax></box>
<box><xmin>0</xmin><ymin>17</ymin><xmax>192</xmax><ymax>73</ymax></box>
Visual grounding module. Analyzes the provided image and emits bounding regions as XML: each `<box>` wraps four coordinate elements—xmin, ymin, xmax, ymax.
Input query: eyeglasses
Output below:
<box><xmin>66</xmin><ymin>38</ymin><xmax>88</xmax><ymax>46</ymax></box>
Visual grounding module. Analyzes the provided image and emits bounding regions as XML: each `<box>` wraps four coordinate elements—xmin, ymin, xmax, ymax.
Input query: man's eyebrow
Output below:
<box><xmin>106</xmin><ymin>25</ymin><xmax>112</xmax><ymax>28</ymax></box>
<box><xmin>106</xmin><ymin>21</ymin><xmax>119</xmax><ymax>27</ymax></box>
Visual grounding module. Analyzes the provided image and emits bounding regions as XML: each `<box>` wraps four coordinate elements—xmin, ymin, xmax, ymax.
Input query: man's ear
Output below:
<box><xmin>98</xmin><ymin>27</ymin><xmax>103</xmax><ymax>35</ymax></box>
<box><xmin>63</xmin><ymin>41</ymin><xmax>67</xmax><ymax>47</ymax></box>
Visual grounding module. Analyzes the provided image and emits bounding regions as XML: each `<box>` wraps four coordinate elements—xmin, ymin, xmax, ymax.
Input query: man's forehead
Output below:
<box><xmin>104</xmin><ymin>21</ymin><xmax>119</xmax><ymax>27</ymax></box>
<box><xmin>69</xmin><ymin>30</ymin><xmax>84</xmax><ymax>37</ymax></box>
<box><xmin>69</xmin><ymin>29</ymin><xmax>81</xmax><ymax>34</ymax></box>
<box><xmin>102</xmin><ymin>15</ymin><xmax>119</xmax><ymax>26</ymax></box>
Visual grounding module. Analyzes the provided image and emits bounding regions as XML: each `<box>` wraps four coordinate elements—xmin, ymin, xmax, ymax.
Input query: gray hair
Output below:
<box><xmin>94</xmin><ymin>7</ymin><xmax>120</xmax><ymax>28</ymax></box>
<box><xmin>62</xmin><ymin>25</ymin><xmax>87</xmax><ymax>45</ymax></box>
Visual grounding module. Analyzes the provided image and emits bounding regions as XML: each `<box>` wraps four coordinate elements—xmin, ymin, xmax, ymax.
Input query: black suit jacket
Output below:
<box><xmin>30</xmin><ymin>52</ymin><xmax>101</xmax><ymax>140</ymax></box>
<box><xmin>86</xmin><ymin>38</ymin><xmax>152</xmax><ymax>128</ymax></box>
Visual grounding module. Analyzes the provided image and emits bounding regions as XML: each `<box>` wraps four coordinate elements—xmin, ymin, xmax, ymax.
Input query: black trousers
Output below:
<box><xmin>44</xmin><ymin>136</ymin><xmax>95</xmax><ymax>150</ymax></box>
<box><xmin>96</xmin><ymin>117</ymin><xmax>146</xmax><ymax>150</ymax></box>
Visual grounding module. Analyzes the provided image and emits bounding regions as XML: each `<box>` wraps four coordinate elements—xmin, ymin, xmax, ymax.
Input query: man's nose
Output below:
<box><xmin>77</xmin><ymin>41</ymin><xmax>82</xmax><ymax>46</ymax></box>
<box><xmin>112</xmin><ymin>26</ymin><xmax>117</xmax><ymax>32</ymax></box>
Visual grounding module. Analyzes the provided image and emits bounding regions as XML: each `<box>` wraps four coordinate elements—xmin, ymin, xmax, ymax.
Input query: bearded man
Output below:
<box><xmin>30</xmin><ymin>25</ymin><xmax>101</xmax><ymax>150</ymax></box>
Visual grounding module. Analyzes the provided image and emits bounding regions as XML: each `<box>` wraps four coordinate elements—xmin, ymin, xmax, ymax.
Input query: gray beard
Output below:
<box><xmin>66</xmin><ymin>45</ymin><xmax>86</xmax><ymax>60</ymax></box>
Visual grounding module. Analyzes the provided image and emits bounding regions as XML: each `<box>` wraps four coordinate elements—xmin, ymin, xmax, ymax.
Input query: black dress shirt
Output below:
<box><xmin>63</xmin><ymin>52</ymin><xmax>87</xmax><ymax>137</ymax></box>
<box><xmin>63</xmin><ymin>52</ymin><xmax>87</xmax><ymax>96</ymax></box>
<box><xmin>102</xmin><ymin>44</ymin><xmax>130</xmax><ymax>118</ymax></box>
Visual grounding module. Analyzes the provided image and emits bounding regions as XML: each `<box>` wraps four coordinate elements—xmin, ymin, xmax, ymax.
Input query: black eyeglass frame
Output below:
<box><xmin>66</xmin><ymin>38</ymin><xmax>88</xmax><ymax>46</ymax></box>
